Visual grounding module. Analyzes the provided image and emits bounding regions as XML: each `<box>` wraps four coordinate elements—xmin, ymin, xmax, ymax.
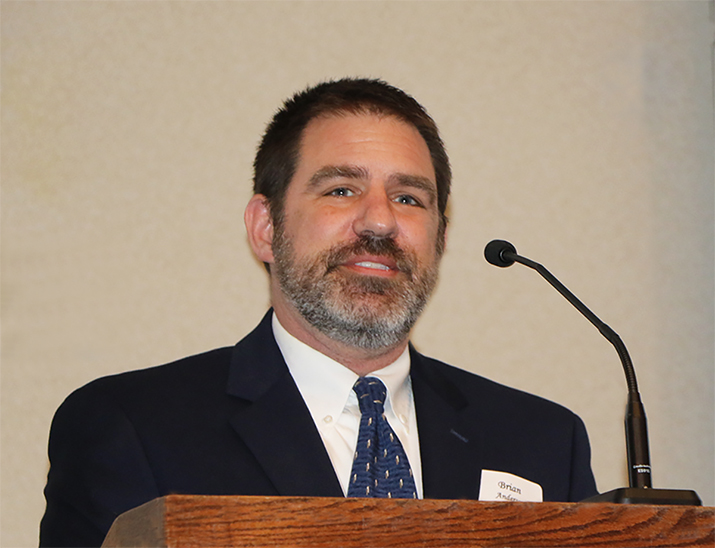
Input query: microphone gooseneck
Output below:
<box><xmin>484</xmin><ymin>239</ymin><xmax>651</xmax><ymax>490</ymax></box>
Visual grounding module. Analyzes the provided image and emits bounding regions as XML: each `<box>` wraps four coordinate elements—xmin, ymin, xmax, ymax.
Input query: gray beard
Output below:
<box><xmin>272</xmin><ymin>231</ymin><xmax>439</xmax><ymax>350</ymax></box>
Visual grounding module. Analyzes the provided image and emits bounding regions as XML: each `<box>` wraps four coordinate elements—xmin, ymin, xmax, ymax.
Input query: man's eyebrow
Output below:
<box><xmin>389</xmin><ymin>173</ymin><xmax>438</xmax><ymax>206</ymax></box>
<box><xmin>307</xmin><ymin>166</ymin><xmax>438</xmax><ymax>206</ymax></box>
<box><xmin>308</xmin><ymin>165</ymin><xmax>369</xmax><ymax>187</ymax></box>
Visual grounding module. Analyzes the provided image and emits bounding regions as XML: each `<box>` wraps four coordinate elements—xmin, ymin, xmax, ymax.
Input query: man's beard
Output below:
<box><xmin>272</xmin><ymin>229</ymin><xmax>441</xmax><ymax>350</ymax></box>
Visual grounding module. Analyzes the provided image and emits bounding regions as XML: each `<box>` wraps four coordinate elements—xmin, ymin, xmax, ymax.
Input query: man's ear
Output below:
<box><xmin>244</xmin><ymin>194</ymin><xmax>275</xmax><ymax>265</ymax></box>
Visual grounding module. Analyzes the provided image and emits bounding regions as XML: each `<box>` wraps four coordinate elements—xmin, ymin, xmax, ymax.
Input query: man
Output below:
<box><xmin>40</xmin><ymin>78</ymin><xmax>598</xmax><ymax>547</ymax></box>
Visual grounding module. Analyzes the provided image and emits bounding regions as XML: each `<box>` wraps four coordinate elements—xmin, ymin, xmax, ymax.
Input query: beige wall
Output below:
<box><xmin>2</xmin><ymin>1</ymin><xmax>713</xmax><ymax>545</ymax></box>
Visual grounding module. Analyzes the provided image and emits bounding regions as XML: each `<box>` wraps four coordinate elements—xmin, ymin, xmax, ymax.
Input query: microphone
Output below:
<box><xmin>484</xmin><ymin>239</ymin><xmax>701</xmax><ymax>505</ymax></box>
<box><xmin>484</xmin><ymin>239</ymin><xmax>517</xmax><ymax>268</ymax></box>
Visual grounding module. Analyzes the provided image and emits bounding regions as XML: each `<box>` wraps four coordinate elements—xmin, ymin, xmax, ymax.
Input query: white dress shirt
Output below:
<box><xmin>272</xmin><ymin>313</ymin><xmax>423</xmax><ymax>497</ymax></box>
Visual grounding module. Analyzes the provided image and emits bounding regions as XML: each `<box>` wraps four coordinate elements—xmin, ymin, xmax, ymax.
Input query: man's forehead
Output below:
<box><xmin>297</xmin><ymin>112</ymin><xmax>434</xmax><ymax>171</ymax></box>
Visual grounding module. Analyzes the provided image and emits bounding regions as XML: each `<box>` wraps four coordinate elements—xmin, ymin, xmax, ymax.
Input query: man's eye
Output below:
<box><xmin>328</xmin><ymin>187</ymin><xmax>354</xmax><ymax>197</ymax></box>
<box><xmin>394</xmin><ymin>194</ymin><xmax>422</xmax><ymax>207</ymax></box>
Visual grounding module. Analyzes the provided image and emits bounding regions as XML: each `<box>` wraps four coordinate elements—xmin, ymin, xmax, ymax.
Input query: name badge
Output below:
<box><xmin>478</xmin><ymin>469</ymin><xmax>543</xmax><ymax>502</ymax></box>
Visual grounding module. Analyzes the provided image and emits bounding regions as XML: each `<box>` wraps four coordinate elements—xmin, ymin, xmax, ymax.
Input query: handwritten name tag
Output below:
<box><xmin>478</xmin><ymin>470</ymin><xmax>543</xmax><ymax>502</ymax></box>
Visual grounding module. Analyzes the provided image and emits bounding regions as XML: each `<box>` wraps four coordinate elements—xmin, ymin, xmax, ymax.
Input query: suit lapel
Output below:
<box><xmin>410</xmin><ymin>347</ymin><xmax>484</xmax><ymax>500</ymax></box>
<box><xmin>224</xmin><ymin>314</ymin><xmax>484</xmax><ymax>500</ymax></box>
<box><xmin>226</xmin><ymin>312</ymin><xmax>343</xmax><ymax>497</ymax></box>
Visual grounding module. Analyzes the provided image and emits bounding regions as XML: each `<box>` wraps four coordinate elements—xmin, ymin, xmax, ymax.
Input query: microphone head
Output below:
<box><xmin>484</xmin><ymin>239</ymin><xmax>517</xmax><ymax>267</ymax></box>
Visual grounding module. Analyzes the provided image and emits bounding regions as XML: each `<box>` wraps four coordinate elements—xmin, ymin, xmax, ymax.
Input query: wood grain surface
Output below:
<box><xmin>103</xmin><ymin>495</ymin><xmax>715</xmax><ymax>548</ymax></box>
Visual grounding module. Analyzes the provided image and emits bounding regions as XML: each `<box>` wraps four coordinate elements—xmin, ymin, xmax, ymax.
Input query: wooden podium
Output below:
<box><xmin>102</xmin><ymin>495</ymin><xmax>714</xmax><ymax>547</ymax></box>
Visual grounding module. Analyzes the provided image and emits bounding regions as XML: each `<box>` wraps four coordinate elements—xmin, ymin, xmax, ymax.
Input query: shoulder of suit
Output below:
<box><xmin>58</xmin><ymin>346</ymin><xmax>235</xmax><ymax>412</ymax></box>
<box><xmin>410</xmin><ymin>348</ymin><xmax>578</xmax><ymax>420</ymax></box>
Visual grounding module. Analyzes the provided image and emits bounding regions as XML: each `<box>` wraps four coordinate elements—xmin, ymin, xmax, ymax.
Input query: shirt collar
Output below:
<box><xmin>271</xmin><ymin>312</ymin><xmax>412</xmax><ymax>422</ymax></box>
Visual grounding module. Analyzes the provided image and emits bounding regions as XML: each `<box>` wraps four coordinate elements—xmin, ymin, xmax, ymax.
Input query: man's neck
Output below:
<box><xmin>271</xmin><ymin>300</ymin><xmax>409</xmax><ymax>376</ymax></box>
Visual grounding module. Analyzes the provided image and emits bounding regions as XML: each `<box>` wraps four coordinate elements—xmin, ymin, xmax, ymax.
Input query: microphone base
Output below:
<box><xmin>582</xmin><ymin>487</ymin><xmax>701</xmax><ymax>506</ymax></box>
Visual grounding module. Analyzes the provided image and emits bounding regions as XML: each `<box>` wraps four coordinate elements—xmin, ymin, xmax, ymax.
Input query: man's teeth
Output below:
<box><xmin>355</xmin><ymin>261</ymin><xmax>390</xmax><ymax>271</ymax></box>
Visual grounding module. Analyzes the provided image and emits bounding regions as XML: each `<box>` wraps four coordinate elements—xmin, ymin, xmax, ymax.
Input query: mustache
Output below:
<box><xmin>324</xmin><ymin>235</ymin><xmax>414</xmax><ymax>277</ymax></box>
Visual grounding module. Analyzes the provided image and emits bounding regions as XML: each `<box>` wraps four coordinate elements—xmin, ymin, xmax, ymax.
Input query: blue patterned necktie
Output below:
<box><xmin>347</xmin><ymin>377</ymin><xmax>417</xmax><ymax>498</ymax></box>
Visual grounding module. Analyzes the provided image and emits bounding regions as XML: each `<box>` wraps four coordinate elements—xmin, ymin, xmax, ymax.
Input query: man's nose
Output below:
<box><xmin>352</xmin><ymin>189</ymin><xmax>398</xmax><ymax>238</ymax></box>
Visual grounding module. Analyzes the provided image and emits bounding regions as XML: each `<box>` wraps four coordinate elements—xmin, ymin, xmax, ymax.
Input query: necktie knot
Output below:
<box><xmin>353</xmin><ymin>377</ymin><xmax>387</xmax><ymax>415</ymax></box>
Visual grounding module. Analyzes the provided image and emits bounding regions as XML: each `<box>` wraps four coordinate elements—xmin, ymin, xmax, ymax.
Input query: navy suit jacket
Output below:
<box><xmin>40</xmin><ymin>311</ymin><xmax>597</xmax><ymax>547</ymax></box>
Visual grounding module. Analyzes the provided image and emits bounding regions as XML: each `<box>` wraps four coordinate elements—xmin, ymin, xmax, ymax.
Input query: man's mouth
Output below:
<box><xmin>353</xmin><ymin>261</ymin><xmax>391</xmax><ymax>272</ymax></box>
<box><xmin>323</xmin><ymin>235</ymin><xmax>413</xmax><ymax>278</ymax></box>
<box><xmin>341</xmin><ymin>257</ymin><xmax>398</xmax><ymax>278</ymax></box>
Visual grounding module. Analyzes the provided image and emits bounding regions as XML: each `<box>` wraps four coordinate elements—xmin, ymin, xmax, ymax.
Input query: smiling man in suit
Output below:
<box><xmin>40</xmin><ymin>78</ymin><xmax>598</xmax><ymax>547</ymax></box>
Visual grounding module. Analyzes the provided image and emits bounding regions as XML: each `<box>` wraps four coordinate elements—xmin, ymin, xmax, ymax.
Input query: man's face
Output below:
<box><xmin>271</xmin><ymin>112</ymin><xmax>445</xmax><ymax>350</ymax></box>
